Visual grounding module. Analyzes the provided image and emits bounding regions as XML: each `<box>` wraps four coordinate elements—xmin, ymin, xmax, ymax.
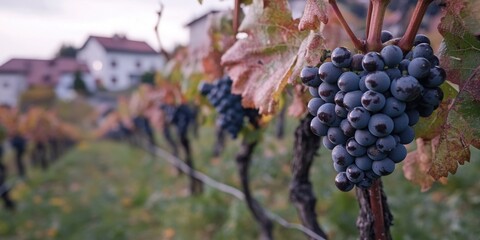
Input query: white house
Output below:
<box><xmin>0</xmin><ymin>58</ymin><xmax>93</xmax><ymax>106</ymax></box>
<box><xmin>77</xmin><ymin>34</ymin><xmax>165</xmax><ymax>91</ymax></box>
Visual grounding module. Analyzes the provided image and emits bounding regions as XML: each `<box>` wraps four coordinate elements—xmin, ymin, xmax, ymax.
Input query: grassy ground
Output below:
<box><xmin>1</xmin><ymin>118</ymin><xmax>480</xmax><ymax>240</ymax></box>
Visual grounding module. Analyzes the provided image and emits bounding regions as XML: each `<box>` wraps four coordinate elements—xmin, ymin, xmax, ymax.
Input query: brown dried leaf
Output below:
<box><xmin>403</xmin><ymin>138</ymin><xmax>437</xmax><ymax>191</ymax></box>
<box><xmin>288</xmin><ymin>85</ymin><xmax>309</xmax><ymax>118</ymax></box>
<box><xmin>298</xmin><ymin>0</ymin><xmax>328</xmax><ymax>31</ymax></box>
<box><xmin>222</xmin><ymin>0</ymin><xmax>326</xmax><ymax>114</ymax></box>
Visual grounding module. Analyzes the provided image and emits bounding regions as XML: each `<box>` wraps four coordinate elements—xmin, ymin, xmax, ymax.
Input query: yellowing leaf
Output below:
<box><xmin>298</xmin><ymin>0</ymin><xmax>328</xmax><ymax>31</ymax></box>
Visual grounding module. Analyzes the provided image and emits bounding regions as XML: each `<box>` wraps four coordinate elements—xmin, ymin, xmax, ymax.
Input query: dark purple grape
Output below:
<box><xmin>420</xmin><ymin>87</ymin><xmax>442</xmax><ymax>107</ymax></box>
<box><xmin>376</xmin><ymin>135</ymin><xmax>396</xmax><ymax>152</ymax></box>
<box><xmin>332</xmin><ymin>47</ymin><xmax>352</xmax><ymax>68</ymax></box>
<box><xmin>323</xmin><ymin>136</ymin><xmax>336</xmax><ymax>150</ymax></box>
<box><xmin>388</xmin><ymin>144</ymin><xmax>407</xmax><ymax>163</ymax></box>
<box><xmin>372</xmin><ymin>158</ymin><xmax>395</xmax><ymax>176</ymax></box>
<box><xmin>348</xmin><ymin>107</ymin><xmax>371</xmax><ymax>129</ymax></box>
<box><xmin>355</xmin><ymin>129</ymin><xmax>378</xmax><ymax>147</ymax></box>
<box><xmin>310</xmin><ymin>117</ymin><xmax>328</xmax><ymax>136</ymax></box>
<box><xmin>332</xmin><ymin>145</ymin><xmax>354</xmax><ymax>167</ymax></box>
<box><xmin>381</xmin><ymin>45</ymin><xmax>403</xmax><ymax>68</ymax></box>
<box><xmin>335</xmin><ymin>105</ymin><xmax>348</xmax><ymax>118</ymax></box>
<box><xmin>430</xmin><ymin>55</ymin><xmax>440</xmax><ymax>66</ymax></box>
<box><xmin>406</xmin><ymin>109</ymin><xmax>420</xmax><ymax>126</ymax></box>
<box><xmin>398</xmin><ymin>126</ymin><xmax>415</xmax><ymax>144</ymax></box>
<box><xmin>334</xmin><ymin>162</ymin><xmax>347</xmax><ymax>172</ymax></box>
<box><xmin>408</xmin><ymin>57</ymin><xmax>431</xmax><ymax>79</ymax></box>
<box><xmin>351</xmin><ymin>54</ymin><xmax>365</xmax><ymax>71</ymax></box>
<box><xmin>392</xmin><ymin>113</ymin><xmax>409</xmax><ymax>133</ymax></box>
<box><xmin>365</xmin><ymin>71</ymin><xmax>391</xmax><ymax>92</ymax></box>
<box><xmin>356</xmin><ymin>177</ymin><xmax>373</xmax><ymax>189</ymax></box>
<box><xmin>417</xmin><ymin>104</ymin><xmax>435</xmax><ymax>117</ymax></box>
<box><xmin>340</xmin><ymin>119</ymin><xmax>356</xmax><ymax>137</ymax></box>
<box><xmin>382</xmin><ymin>97</ymin><xmax>406</xmax><ymax>118</ymax></box>
<box><xmin>390</xmin><ymin>76</ymin><xmax>423</xmax><ymax>102</ymax></box>
<box><xmin>361</xmin><ymin>90</ymin><xmax>386</xmax><ymax>112</ymax></box>
<box><xmin>385</xmin><ymin>68</ymin><xmax>402</xmax><ymax>80</ymax></box>
<box><xmin>346</xmin><ymin>164</ymin><xmax>365</xmax><ymax>183</ymax></box>
<box><xmin>335</xmin><ymin>172</ymin><xmax>354</xmax><ymax>192</ymax></box>
<box><xmin>367</xmin><ymin>145</ymin><xmax>388</xmax><ymax>161</ymax></box>
<box><xmin>300</xmin><ymin>66</ymin><xmax>321</xmax><ymax>87</ymax></box>
<box><xmin>327</xmin><ymin>127</ymin><xmax>347</xmax><ymax>145</ymax></box>
<box><xmin>414</xmin><ymin>34</ymin><xmax>431</xmax><ymax>46</ymax></box>
<box><xmin>309</xmin><ymin>86</ymin><xmax>320</xmax><ymax>97</ymax></box>
<box><xmin>334</xmin><ymin>91</ymin><xmax>346</xmax><ymax>107</ymax></box>
<box><xmin>398</xmin><ymin>59</ymin><xmax>410</xmax><ymax>73</ymax></box>
<box><xmin>343</xmin><ymin>90</ymin><xmax>363</xmax><ymax>111</ymax></box>
<box><xmin>424</xmin><ymin>66</ymin><xmax>446</xmax><ymax>88</ymax></box>
<box><xmin>307</xmin><ymin>98</ymin><xmax>325</xmax><ymax>116</ymax></box>
<box><xmin>317</xmin><ymin>103</ymin><xmax>336</xmax><ymax>125</ymax></box>
<box><xmin>318</xmin><ymin>83</ymin><xmax>340</xmax><ymax>103</ymax></box>
<box><xmin>346</xmin><ymin>138</ymin><xmax>367</xmax><ymax>157</ymax></box>
<box><xmin>362</xmin><ymin>52</ymin><xmax>385</xmax><ymax>72</ymax></box>
<box><xmin>318</xmin><ymin>62</ymin><xmax>343</xmax><ymax>84</ymax></box>
<box><xmin>338</xmin><ymin>72</ymin><xmax>360</xmax><ymax>92</ymax></box>
<box><xmin>355</xmin><ymin>155</ymin><xmax>373</xmax><ymax>171</ymax></box>
<box><xmin>381</xmin><ymin>30</ymin><xmax>393</xmax><ymax>43</ymax></box>
<box><xmin>368</xmin><ymin>114</ymin><xmax>394</xmax><ymax>137</ymax></box>
<box><xmin>359</xmin><ymin>75</ymin><xmax>368</xmax><ymax>92</ymax></box>
<box><xmin>412</xmin><ymin>43</ymin><xmax>434</xmax><ymax>60</ymax></box>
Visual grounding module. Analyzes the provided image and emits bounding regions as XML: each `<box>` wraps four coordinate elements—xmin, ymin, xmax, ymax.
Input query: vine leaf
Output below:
<box><xmin>221</xmin><ymin>0</ymin><xmax>325</xmax><ymax>114</ymax></box>
<box><xmin>298</xmin><ymin>0</ymin><xmax>328</xmax><ymax>31</ymax></box>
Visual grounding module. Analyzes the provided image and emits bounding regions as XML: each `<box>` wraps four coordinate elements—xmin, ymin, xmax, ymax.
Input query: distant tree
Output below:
<box><xmin>56</xmin><ymin>44</ymin><xmax>77</xmax><ymax>58</ymax></box>
<box><xmin>141</xmin><ymin>72</ymin><xmax>155</xmax><ymax>86</ymax></box>
<box><xmin>73</xmin><ymin>71</ymin><xmax>88</xmax><ymax>95</ymax></box>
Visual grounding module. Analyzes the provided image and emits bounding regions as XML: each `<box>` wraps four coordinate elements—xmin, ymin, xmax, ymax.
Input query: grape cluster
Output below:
<box><xmin>200</xmin><ymin>76</ymin><xmax>259</xmax><ymax>138</ymax></box>
<box><xmin>303</xmin><ymin>33</ymin><xmax>445</xmax><ymax>191</ymax></box>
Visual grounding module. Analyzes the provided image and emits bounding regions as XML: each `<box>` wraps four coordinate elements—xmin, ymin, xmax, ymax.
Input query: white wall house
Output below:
<box><xmin>77</xmin><ymin>34</ymin><xmax>165</xmax><ymax>91</ymax></box>
<box><xmin>0</xmin><ymin>72</ymin><xmax>27</xmax><ymax>107</ymax></box>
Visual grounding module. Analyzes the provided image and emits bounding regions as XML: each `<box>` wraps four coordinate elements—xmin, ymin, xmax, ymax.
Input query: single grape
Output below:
<box><xmin>334</xmin><ymin>91</ymin><xmax>346</xmax><ymax>107</ymax></box>
<box><xmin>362</xmin><ymin>52</ymin><xmax>385</xmax><ymax>72</ymax></box>
<box><xmin>343</xmin><ymin>90</ymin><xmax>363</xmax><ymax>111</ymax></box>
<box><xmin>430</xmin><ymin>55</ymin><xmax>440</xmax><ymax>66</ymax></box>
<box><xmin>406</xmin><ymin>109</ymin><xmax>420</xmax><ymax>126</ymax></box>
<box><xmin>417</xmin><ymin>104</ymin><xmax>435</xmax><ymax>117</ymax></box>
<box><xmin>346</xmin><ymin>138</ymin><xmax>367</xmax><ymax>157</ymax></box>
<box><xmin>385</xmin><ymin>68</ymin><xmax>401</xmax><ymax>80</ymax></box>
<box><xmin>318</xmin><ymin>82</ymin><xmax>340</xmax><ymax>103</ymax></box>
<box><xmin>327</xmin><ymin>127</ymin><xmax>347</xmax><ymax>145</ymax></box>
<box><xmin>355</xmin><ymin>155</ymin><xmax>373</xmax><ymax>171</ymax></box>
<box><xmin>319</xmin><ymin>62</ymin><xmax>343</xmax><ymax>84</ymax></box>
<box><xmin>381</xmin><ymin>45</ymin><xmax>403</xmax><ymax>68</ymax></box>
<box><xmin>392</xmin><ymin>113</ymin><xmax>409</xmax><ymax>133</ymax></box>
<box><xmin>368</xmin><ymin>114</ymin><xmax>394</xmax><ymax>137</ymax></box>
<box><xmin>335</xmin><ymin>172</ymin><xmax>355</xmax><ymax>192</ymax></box>
<box><xmin>356</xmin><ymin>177</ymin><xmax>373</xmax><ymax>189</ymax></box>
<box><xmin>359</xmin><ymin>75</ymin><xmax>368</xmax><ymax>92</ymax></box>
<box><xmin>408</xmin><ymin>57</ymin><xmax>431</xmax><ymax>79</ymax></box>
<box><xmin>388</xmin><ymin>144</ymin><xmax>407</xmax><ymax>163</ymax></box>
<box><xmin>382</xmin><ymin>97</ymin><xmax>406</xmax><ymax>118</ymax></box>
<box><xmin>420</xmin><ymin>87</ymin><xmax>442</xmax><ymax>107</ymax></box>
<box><xmin>317</xmin><ymin>103</ymin><xmax>336</xmax><ymax>125</ymax></box>
<box><xmin>332</xmin><ymin>47</ymin><xmax>352</xmax><ymax>68</ymax></box>
<box><xmin>365</xmin><ymin>170</ymin><xmax>380</xmax><ymax>180</ymax></box>
<box><xmin>340</xmin><ymin>119</ymin><xmax>356</xmax><ymax>137</ymax></box>
<box><xmin>351</xmin><ymin>54</ymin><xmax>365</xmax><ymax>71</ymax></box>
<box><xmin>404</xmin><ymin>51</ymin><xmax>413</xmax><ymax>60</ymax></box>
<box><xmin>346</xmin><ymin>164</ymin><xmax>365</xmax><ymax>183</ymax></box>
<box><xmin>398</xmin><ymin>59</ymin><xmax>410</xmax><ymax>73</ymax></box>
<box><xmin>355</xmin><ymin>129</ymin><xmax>378</xmax><ymax>147</ymax></box>
<box><xmin>332</xmin><ymin>145</ymin><xmax>354</xmax><ymax>167</ymax></box>
<box><xmin>414</xmin><ymin>34</ymin><xmax>431</xmax><ymax>46</ymax></box>
<box><xmin>199</xmin><ymin>82</ymin><xmax>213</xmax><ymax>95</ymax></box>
<box><xmin>348</xmin><ymin>107</ymin><xmax>371</xmax><ymax>129</ymax></box>
<box><xmin>323</xmin><ymin>136</ymin><xmax>336</xmax><ymax>150</ymax></box>
<box><xmin>365</xmin><ymin>71</ymin><xmax>391</xmax><ymax>92</ymax></box>
<box><xmin>398</xmin><ymin>126</ymin><xmax>415</xmax><ymax>144</ymax></box>
<box><xmin>412</xmin><ymin>43</ymin><xmax>434</xmax><ymax>60</ymax></box>
<box><xmin>367</xmin><ymin>145</ymin><xmax>388</xmax><ymax>161</ymax></box>
<box><xmin>338</xmin><ymin>72</ymin><xmax>360</xmax><ymax>92</ymax></box>
<box><xmin>390</xmin><ymin>76</ymin><xmax>423</xmax><ymax>102</ymax></box>
<box><xmin>310</xmin><ymin>117</ymin><xmax>328</xmax><ymax>136</ymax></box>
<box><xmin>381</xmin><ymin>30</ymin><xmax>393</xmax><ymax>43</ymax></box>
<box><xmin>424</xmin><ymin>66</ymin><xmax>446</xmax><ymax>88</ymax></box>
<box><xmin>335</xmin><ymin>105</ymin><xmax>348</xmax><ymax>118</ymax></box>
<box><xmin>361</xmin><ymin>90</ymin><xmax>386</xmax><ymax>112</ymax></box>
<box><xmin>307</xmin><ymin>98</ymin><xmax>325</xmax><ymax>116</ymax></box>
<box><xmin>334</xmin><ymin>162</ymin><xmax>347</xmax><ymax>172</ymax></box>
<box><xmin>372</xmin><ymin>158</ymin><xmax>395</xmax><ymax>176</ymax></box>
<box><xmin>300</xmin><ymin>66</ymin><xmax>321</xmax><ymax>87</ymax></box>
<box><xmin>309</xmin><ymin>86</ymin><xmax>320</xmax><ymax>97</ymax></box>
<box><xmin>376</xmin><ymin>135</ymin><xmax>397</xmax><ymax>152</ymax></box>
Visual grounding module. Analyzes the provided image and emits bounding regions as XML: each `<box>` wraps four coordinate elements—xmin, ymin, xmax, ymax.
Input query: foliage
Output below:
<box><xmin>140</xmin><ymin>71</ymin><xmax>155</xmax><ymax>86</ymax></box>
<box><xmin>55</xmin><ymin>44</ymin><xmax>77</xmax><ymax>58</ymax></box>
<box><xmin>72</xmin><ymin>71</ymin><xmax>88</xmax><ymax>95</ymax></box>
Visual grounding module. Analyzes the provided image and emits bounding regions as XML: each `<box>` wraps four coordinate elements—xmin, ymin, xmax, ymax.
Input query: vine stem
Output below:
<box><xmin>328</xmin><ymin>0</ymin><xmax>365</xmax><ymax>52</ymax></box>
<box><xmin>369</xmin><ymin>179</ymin><xmax>386</xmax><ymax>240</ymax></box>
<box><xmin>366</xmin><ymin>1</ymin><xmax>373</xmax><ymax>39</ymax></box>
<box><xmin>366</xmin><ymin>0</ymin><xmax>390</xmax><ymax>52</ymax></box>
<box><xmin>397</xmin><ymin>0</ymin><xmax>434</xmax><ymax>51</ymax></box>
<box><xmin>233</xmin><ymin>0</ymin><xmax>240</xmax><ymax>35</ymax></box>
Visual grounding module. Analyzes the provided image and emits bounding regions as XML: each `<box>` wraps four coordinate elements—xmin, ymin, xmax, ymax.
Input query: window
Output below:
<box><xmin>136</xmin><ymin>60</ymin><xmax>141</xmax><ymax>68</ymax></box>
<box><xmin>111</xmin><ymin>60</ymin><xmax>117</xmax><ymax>68</ymax></box>
<box><xmin>2</xmin><ymin>82</ymin><xmax>9</xmax><ymax>88</ymax></box>
<box><xmin>111</xmin><ymin>76</ymin><xmax>117</xmax><ymax>84</ymax></box>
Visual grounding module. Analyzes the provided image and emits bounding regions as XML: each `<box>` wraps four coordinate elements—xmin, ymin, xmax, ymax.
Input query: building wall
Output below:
<box><xmin>0</xmin><ymin>73</ymin><xmax>27</xmax><ymax>107</ymax></box>
<box><xmin>77</xmin><ymin>39</ymin><xmax>164</xmax><ymax>91</ymax></box>
<box><xmin>55</xmin><ymin>72</ymin><xmax>95</xmax><ymax>100</ymax></box>
<box><xmin>188</xmin><ymin>16</ymin><xmax>210</xmax><ymax>57</ymax></box>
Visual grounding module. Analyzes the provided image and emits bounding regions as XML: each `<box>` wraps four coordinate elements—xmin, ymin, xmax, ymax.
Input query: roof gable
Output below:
<box><xmin>82</xmin><ymin>34</ymin><xmax>158</xmax><ymax>55</ymax></box>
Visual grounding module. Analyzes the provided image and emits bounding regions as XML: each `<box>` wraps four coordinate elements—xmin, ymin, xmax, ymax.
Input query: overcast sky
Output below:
<box><xmin>0</xmin><ymin>0</ymin><xmax>233</xmax><ymax>64</ymax></box>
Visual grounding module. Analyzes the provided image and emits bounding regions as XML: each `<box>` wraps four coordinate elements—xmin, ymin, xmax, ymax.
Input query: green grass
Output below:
<box><xmin>1</xmin><ymin>119</ymin><xmax>480</xmax><ymax>240</ymax></box>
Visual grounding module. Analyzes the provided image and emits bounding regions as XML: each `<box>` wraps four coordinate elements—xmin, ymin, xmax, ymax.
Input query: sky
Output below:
<box><xmin>0</xmin><ymin>0</ymin><xmax>234</xmax><ymax>64</ymax></box>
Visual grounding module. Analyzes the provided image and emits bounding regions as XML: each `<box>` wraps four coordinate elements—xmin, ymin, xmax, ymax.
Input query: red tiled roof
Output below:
<box><xmin>0</xmin><ymin>58</ymin><xmax>89</xmax><ymax>86</ymax></box>
<box><xmin>82</xmin><ymin>34</ymin><xmax>158</xmax><ymax>54</ymax></box>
